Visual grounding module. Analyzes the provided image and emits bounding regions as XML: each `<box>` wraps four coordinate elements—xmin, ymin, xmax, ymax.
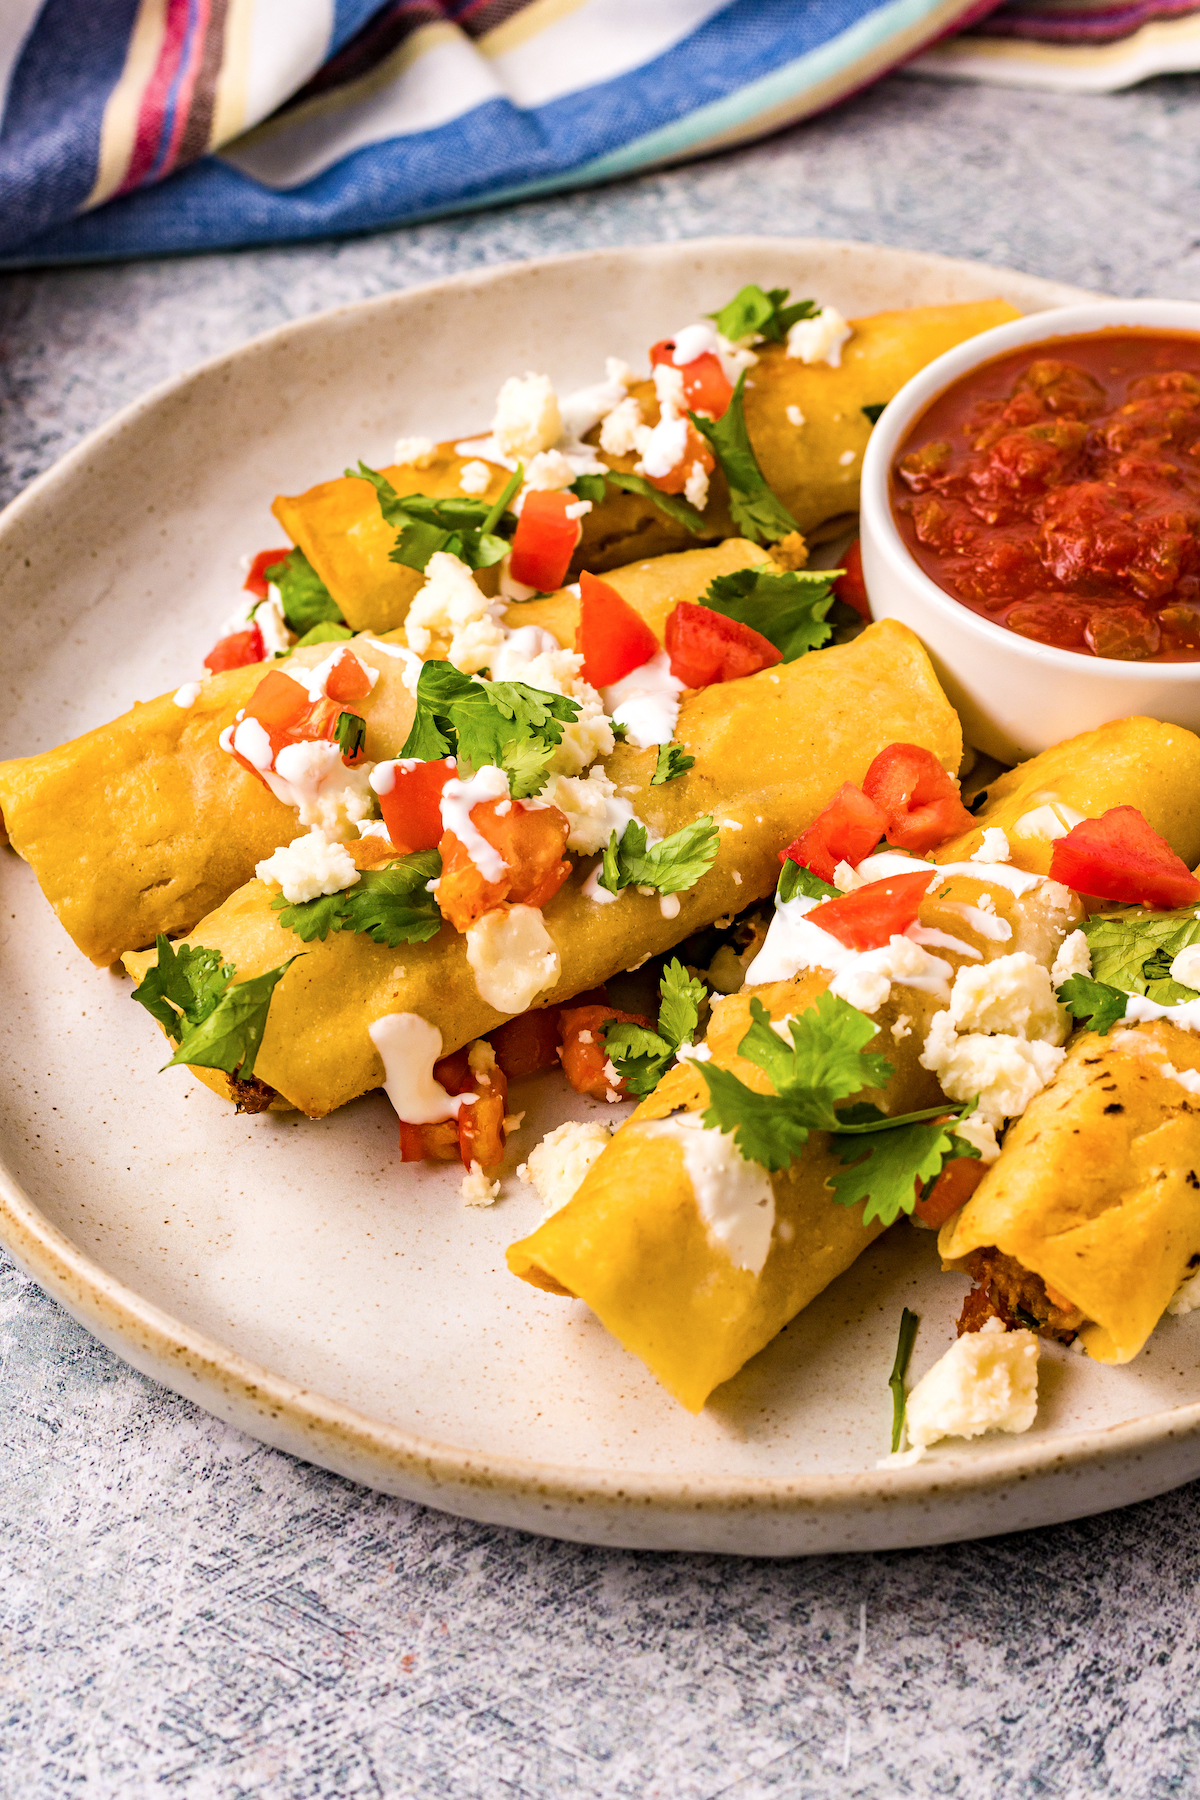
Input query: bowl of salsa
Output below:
<box><xmin>859</xmin><ymin>300</ymin><xmax>1200</xmax><ymax>762</ymax></box>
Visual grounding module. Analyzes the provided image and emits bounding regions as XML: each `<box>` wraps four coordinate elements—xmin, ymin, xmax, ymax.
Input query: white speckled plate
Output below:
<box><xmin>6</xmin><ymin>236</ymin><xmax>1198</xmax><ymax>1556</ymax></box>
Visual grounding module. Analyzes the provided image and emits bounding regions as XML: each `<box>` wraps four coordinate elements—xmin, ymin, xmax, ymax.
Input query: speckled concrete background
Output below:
<box><xmin>4</xmin><ymin>71</ymin><xmax>1200</xmax><ymax>1798</ymax></box>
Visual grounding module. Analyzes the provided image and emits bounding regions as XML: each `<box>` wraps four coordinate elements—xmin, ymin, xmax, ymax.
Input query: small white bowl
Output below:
<box><xmin>860</xmin><ymin>298</ymin><xmax>1200</xmax><ymax>762</ymax></box>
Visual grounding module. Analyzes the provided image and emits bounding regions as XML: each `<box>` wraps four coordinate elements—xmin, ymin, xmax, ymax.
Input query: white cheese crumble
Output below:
<box><xmin>786</xmin><ymin>305</ymin><xmax>853</xmax><ymax>367</ymax></box>
<box><xmin>543</xmin><ymin>767</ymin><xmax>635</xmax><ymax>855</ymax></box>
<box><xmin>637</xmin><ymin>411</ymin><xmax>690</xmax><ymax>480</ymax></box>
<box><xmin>461</xmin><ymin>1161</ymin><xmax>500</xmax><ymax>1207</ymax></box>
<box><xmin>394</xmin><ymin>435</ymin><xmax>437</xmax><ymax>469</ymax></box>
<box><xmin>946</xmin><ymin>953</ymin><xmax>1068</xmax><ymax>1044</ymax></box>
<box><xmin>638</xmin><ymin>1112</ymin><xmax>776</xmax><ymax>1275</ymax></box>
<box><xmin>920</xmin><ymin>1010</ymin><xmax>1066</xmax><ymax>1128</ymax></box>
<box><xmin>404</xmin><ymin>550</ymin><xmax>494</xmax><ymax>658</ymax></box>
<box><xmin>785</xmin><ymin>404</ymin><xmax>805</xmax><ymax>428</ymax></box>
<box><xmin>255</xmin><ymin>829</ymin><xmax>358</xmax><ymax>904</ymax></box>
<box><xmin>518</xmin><ymin>1120</ymin><xmax>612</xmax><ymax>1219</ymax></box>
<box><xmin>227</xmin><ymin>719</ymin><xmax>375</xmax><ymax>836</ymax></box>
<box><xmin>254</xmin><ymin>588</ymin><xmax>294</xmax><ymax>657</ymax></box>
<box><xmin>1051</xmin><ymin>929</ymin><xmax>1092</xmax><ymax>986</ymax></box>
<box><xmin>838</xmin><ymin>450</ymin><xmax>856</xmax><ymax>467</ymax></box>
<box><xmin>905</xmin><ymin>1318</ymin><xmax>1039</xmax><ymax>1450</ymax></box>
<box><xmin>684</xmin><ymin>461</ymin><xmax>710</xmax><ymax>511</ymax></box>
<box><xmin>458</xmin><ymin>459</ymin><xmax>491</xmax><ymax>496</ymax></box>
<box><xmin>971</xmin><ymin>828</ymin><xmax>1011</xmax><ymax>865</ymax></box>
<box><xmin>524</xmin><ymin>448</ymin><xmax>578</xmax><ymax>491</ymax></box>
<box><xmin>173</xmin><ymin>682</ymin><xmax>202</xmax><ymax>708</ymax></box>
<box><xmin>952</xmin><ymin>1112</ymin><xmax>1000</xmax><ymax>1162</ymax></box>
<box><xmin>465</xmin><ymin>905</ymin><xmax>560</xmax><ymax>1014</ymax></box>
<box><xmin>493</xmin><ymin>373</ymin><xmax>562</xmax><ymax>460</ymax></box>
<box><xmin>599</xmin><ymin>395</ymin><xmax>644</xmax><ymax>456</ymax></box>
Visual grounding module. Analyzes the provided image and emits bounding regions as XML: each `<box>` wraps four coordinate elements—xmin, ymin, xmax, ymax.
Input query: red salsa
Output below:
<box><xmin>890</xmin><ymin>330</ymin><xmax>1200</xmax><ymax>661</ymax></box>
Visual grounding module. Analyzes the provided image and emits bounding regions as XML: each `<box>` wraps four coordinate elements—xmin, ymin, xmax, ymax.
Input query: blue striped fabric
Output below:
<box><xmin>0</xmin><ymin>0</ymin><xmax>1001</xmax><ymax>266</ymax></box>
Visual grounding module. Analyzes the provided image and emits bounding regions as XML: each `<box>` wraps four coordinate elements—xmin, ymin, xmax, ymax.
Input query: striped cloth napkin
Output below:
<box><xmin>1</xmin><ymin>0</ymin><xmax>1195</xmax><ymax>267</ymax></box>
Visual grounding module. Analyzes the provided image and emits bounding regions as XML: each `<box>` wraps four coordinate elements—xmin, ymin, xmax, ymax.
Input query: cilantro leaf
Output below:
<box><xmin>708</xmin><ymin>284</ymin><xmax>817</xmax><ymax>345</ymax></box>
<box><xmin>334</xmin><ymin>711</ymin><xmax>366</xmax><ymax>759</ymax></box>
<box><xmin>689</xmin><ymin>376</ymin><xmax>802</xmax><ymax>545</ymax></box>
<box><xmin>828</xmin><ymin>1114</ymin><xmax>965</xmax><ymax>1228</ymax></box>
<box><xmin>652</xmin><ymin>742</ymin><xmax>695</xmax><ymax>784</ymax></box>
<box><xmin>699</xmin><ymin>993</ymin><xmax>892</xmax><ymax>1172</ymax></box>
<box><xmin>570</xmin><ymin>474</ymin><xmax>609</xmax><ymax>505</ymax></box>
<box><xmin>295</xmin><ymin>620</ymin><xmax>355</xmax><ymax>648</ymax></box>
<box><xmin>264</xmin><ymin>548</ymin><xmax>344</xmax><ymax>635</ymax></box>
<box><xmin>701</xmin><ymin>566</ymin><xmax>835</xmax><ymax>662</ymax></box>
<box><xmin>349</xmin><ymin>463</ymin><xmax>520</xmax><ymax>572</ymax></box>
<box><xmin>777</xmin><ymin>860</ymin><xmax>840</xmax><ymax>905</ymax></box>
<box><xmin>1057</xmin><ymin>973</ymin><xmax>1128</xmax><ymax>1036</ymax></box>
<box><xmin>596</xmin><ymin>816</ymin><xmax>720</xmax><ymax>896</ymax></box>
<box><xmin>272</xmin><ymin>851</ymin><xmax>443</xmax><ymax>948</ymax></box>
<box><xmin>862</xmin><ymin>403</ymin><xmax>887</xmax><ymax>426</ymax></box>
<box><xmin>398</xmin><ymin>660</ymin><xmax>580</xmax><ymax>793</ymax></box>
<box><xmin>604</xmin><ymin>958</ymin><xmax>708</xmax><ymax>1095</ymax></box>
<box><xmin>131</xmin><ymin>936</ymin><xmax>234</xmax><ymax>1036</ymax></box>
<box><xmin>601</xmin><ymin>470</ymin><xmax>706</xmax><ymax>535</ymax></box>
<box><xmin>889</xmin><ymin>1307</ymin><xmax>919</xmax><ymax>1453</ymax></box>
<box><xmin>166</xmin><ymin>957</ymin><xmax>300</xmax><ymax>1080</ymax></box>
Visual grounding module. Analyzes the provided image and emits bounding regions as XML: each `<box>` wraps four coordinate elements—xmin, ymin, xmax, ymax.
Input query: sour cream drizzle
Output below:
<box><xmin>369</xmin><ymin>1013</ymin><xmax>475</xmax><ymax>1123</ymax></box>
<box><xmin>439</xmin><ymin>764</ymin><xmax>511</xmax><ymax>881</ymax></box>
<box><xmin>602</xmin><ymin>651</ymin><xmax>684</xmax><ymax>749</ymax></box>
<box><xmin>638</xmin><ymin>1112</ymin><xmax>775</xmax><ymax>1275</ymax></box>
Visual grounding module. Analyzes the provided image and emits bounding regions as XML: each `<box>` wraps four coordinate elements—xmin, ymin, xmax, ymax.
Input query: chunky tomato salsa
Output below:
<box><xmin>891</xmin><ymin>330</ymin><xmax>1200</xmax><ymax>661</ymax></box>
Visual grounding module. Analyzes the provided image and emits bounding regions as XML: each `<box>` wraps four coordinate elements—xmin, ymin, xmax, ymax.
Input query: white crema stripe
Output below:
<box><xmin>368</xmin><ymin>1013</ymin><xmax>475</xmax><ymax>1124</ymax></box>
<box><xmin>638</xmin><ymin>1113</ymin><xmax>775</xmax><ymax>1275</ymax></box>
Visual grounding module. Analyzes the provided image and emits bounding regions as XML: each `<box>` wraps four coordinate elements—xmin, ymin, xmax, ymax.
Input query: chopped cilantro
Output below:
<box><xmin>597</xmin><ymin>816</ymin><xmax>720</xmax><ymax>897</ymax></box>
<box><xmin>1057</xmin><ymin>973</ymin><xmax>1128</xmax><ymax>1036</ymax></box>
<box><xmin>889</xmin><ymin>1308</ymin><xmax>919</xmax><ymax>1453</ymax></box>
<box><xmin>131</xmin><ymin>934</ymin><xmax>298</xmax><ymax>1080</ymax></box>
<box><xmin>272</xmin><ymin>850</ymin><xmax>443</xmax><ymax>948</ymax></box>
<box><xmin>264</xmin><ymin>547</ymin><xmax>345</xmax><ymax>635</ymax></box>
<box><xmin>295</xmin><ymin>620</ymin><xmax>355</xmax><ymax>648</ymax></box>
<box><xmin>399</xmin><ymin>660</ymin><xmax>579</xmax><ymax>797</ymax></box>
<box><xmin>349</xmin><ymin>462</ymin><xmax>520</xmax><ymax>572</ymax></box>
<box><xmin>708</xmin><ymin>284</ymin><xmax>817</xmax><ymax>345</ymax></box>
<box><xmin>601</xmin><ymin>469</ymin><xmax>706</xmax><ymax>535</ymax></box>
<box><xmin>610</xmin><ymin>720</ymin><xmax>630</xmax><ymax>742</ymax></box>
<box><xmin>1080</xmin><ymin>906</ymin><xmax>1200</xmax><ymax>1007</ymax></box>
<box><xmin>689</xmin><ymin>375</ymin><xmax>802</xmax><ymax>545</ymax></box>
<box><xmin>570</xmin><ymin>473</ymin><xmax>609</xmax><ymax>505</ymax></box>
<box><xmin>861</xmin><ymin>403</ymin><xmax>887</xmax><ymax>426</ymax></box>
<box><xmin>701</xmin><ymin>565</ymin><xmax>835</xmax><ymax>662</ymax></box>
<box><xmin>777</xmin><ymin>860</ymin><xmax>840</xmax><ymax>906</ymax></box>
<box><xmin>334</xmin><ymin>711</ymin><xmax>366</xmax><ymax>759</ymax></box>
<box><xmin>651</xmin><ymin>742</ymin><xmax>695</xmax><ymax>784</ymax></box>
<box><xmin>602</xmin><ymin>959</ymin><xmax>707</xmax><ymax>1097</ymax></box>
<box><xmin>699</xmin><ymin>994</ymin><xmax>892</xmax><ymax>1172</ymax></box>
<box><xmin>828</xmin><ymin>1104</ymin><xmax>979</xmax><ymax>1228</ymax></box>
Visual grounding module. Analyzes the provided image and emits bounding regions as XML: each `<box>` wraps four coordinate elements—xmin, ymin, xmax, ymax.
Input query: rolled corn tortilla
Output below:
<box><xmin>939</xmin><ymin>1018</ymin><xmax>1200</xmax><ymax>1364</ymax></box>
<box><xmin>0</xmin><ymin>541</ymin><xmax>764</xmax><ymax>966</ymax></box>
<box><xmin>508</xmin><ymin>973</ymin><xmax>945</xmax><ymax>1413</ymax></box>
<box><xmin>275</xmin><ymin>301</ymin><xmax>1020</xmax><ymax>633</ymax></box>
<box><xmin>122</xmin><ymin>619</ymin><xmax>962</xmax><ymax>1118</ymax></box>
<box><xmin>935</xmin><ymin>717</ymin><xmax>1200</xmax><ymax>876</ymax></box>
<box><xmin>506</xmin><ymin>860</ymin><xmax>1081</xmax><ymax>1411</ymax></box>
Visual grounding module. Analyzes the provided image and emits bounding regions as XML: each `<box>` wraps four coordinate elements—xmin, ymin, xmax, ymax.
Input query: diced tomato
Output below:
<box><xmin>780</xmin><ymin>783</ymin><xmax>888</xmax><ymax>885</ymax></box>
<box><xmin>458</xmin><ymin>1058</ymin><xmax>509</xmax><ymax>1170</ymax></box>
<box><xmin>665</xmin><ymin>601</ymin><xmax>783</xmax><ymax>688</ymax></box>
<box><xmin>378</xmin><ymin>758</ymin><xmax>457</xmax><ymax>855</ymax></box>
<box><xmin>204</xmin><ymin>622</ymin><xmax>265</xmax><ymax>674</ymax></box>
<box><xmin>558</xmin><ymin>1005</ymin><xmax>655</xmax><ymax>1100</ymax></box>
<box><xmin>437</xmin><ymin>799</ymin><xmax>571</xmax><ymax>933</ymax></box>
<box><xmin>577</xmin><ymin>570</ymin><xmax>659</xmax><ymax>687</ymax></box>
<box><xmin>324</xmin><ymin>648</ymin><xmax>373</xmax><ymax>704</ymax></box>
<box><xmin>650</xmin><ymin>339</ymin><xmax>734</xmax><ymax>419</ymax></box>
<box><xmin>862</xmin><ymin>743</ymin><xmax>974</xmax><ymax>854</ymax></box>
<box><xmin>832</xmin><ymin>537</ymin><xmax>871</xmax><ymax>621</ymax></box>
<box><xmin>232</xmin><ymin>666</ymin><xmax>362</xmax><ymax>787</ymax></box>
<box><xmin>648</xmin><ymin>423</ymin><xmax>715</xmax><ymax>497</ymax></box>
<box><xmin>487</xmin><ymin>987</ymin><xmax>612</xmax><ymax>1079</ymax></box>
<box><xmin>913</xmin><ymin>1153</ymin><xmax>988</xmax><ymax>1229</ymax></box>
<box><xmin>807</xmin><ymin>868</ymin><xmax>937</xmax><ymax>951</ymax></box>
<box><xmin>1049</xmin><ymin>806</ymin><xmax>1200</xmax><ymax>908</ymax></box>
<box><xmin>244</xmin><ymin>548</ymin><xmax>292</xmax><ymax>600</ymax></box>
<box><xmin>399</xmin><ymin>1117</ymin><xmax>460</xmax><ymax>1163</ymax></box>
<box><xmin>508</xmin><ymin>490</ymin><xmax>581</xmax><ymax>592</ymax></box>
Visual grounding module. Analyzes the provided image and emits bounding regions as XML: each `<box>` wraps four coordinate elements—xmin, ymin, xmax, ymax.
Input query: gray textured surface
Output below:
<box><xmin>3</xmin><ymin>70</ymin><xmax>1200</xmax><ymax>1797</ymax></box>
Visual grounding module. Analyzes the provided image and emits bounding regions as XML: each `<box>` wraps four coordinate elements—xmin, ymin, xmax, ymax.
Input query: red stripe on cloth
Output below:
<box><xmin>119</xmin><ymin>0</ymin><xmax>201</xmax><ymax>195</ymax></box>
